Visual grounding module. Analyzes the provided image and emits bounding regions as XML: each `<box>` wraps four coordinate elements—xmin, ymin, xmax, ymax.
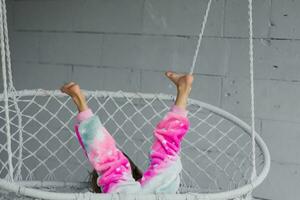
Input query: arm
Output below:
<box><xmin>74</xmin><ymin>109</ymin><xmax>136</xmax><ymax>193</ymax></box>
<box><xmin>140</xmin><ymin>106</ymin><xmax>190</xmax><ymax>193</ymax></box>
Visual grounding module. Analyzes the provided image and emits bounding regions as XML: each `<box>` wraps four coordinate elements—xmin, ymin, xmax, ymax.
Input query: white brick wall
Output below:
<box><xmin>270</xmin><ymin>0</ymin><xmax>300</xmax><ymax>39</ymax></box>
<box><xmin>14</xmin><ymin>0</ymin><xmax>74</xmax><ymax>31</ymax></box>
<box><xmin>39</xmin><ymin>32</ymin><xmax>103</xmax><ymax>66</ymax></box>
<box><xmin>101</xmin><ymin>34</ymin><xmax>195</xmax><ymax>72</ymax></box>
<box><xmin>10</xmin><ymin>32</ymin><xmax>39</xmax><ymax>62</ymax></box>
<box><xmin>12</xmin><ymin>62</ymin><xmax>73</xmax><ymax>90</ymax></box>
<box><xmin>73</xmin><ymin>0</ymin><xmax>144</xmax><ymax>33</ymax></box>
<box><xmin>6</xmin><ymin>0</ymin><xmax>300</xmax><ymax>199</ymax></box>
<box><xmin>224</xmin><ymin>0</ymin><xmax>271</xmax><ymax>38</ymax></box>
<box><xmin>142</xmin><ymin>0</ymin><xmax>224</xmax><ymax>36</ymax></box>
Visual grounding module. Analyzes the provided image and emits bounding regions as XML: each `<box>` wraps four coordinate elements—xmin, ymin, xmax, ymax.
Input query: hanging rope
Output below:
<box><xmin>189</xmin><ymin>0</ymin><xmax>257</xmax><ymax>180</ymax></box>
<box><xmin>1</xmin><ymin>0</ymin><xmax>23</xmax><ymax>180</ymax></box>
<box><xmin>2</xmin><ymin>0</ymin><xmax>14</xmax><ymax>92</ymax></box>
<box><xmin>0</xmin><ymin>0</ymin><xmax>13</xmax><ymax>181</ymax></box>
<box><xmin>189</xmin><ymin>0</ymin><xmax>213</xmax><ymax>75</ymax></box>
<box><xmin>0</xmin><ymin>0</ymin><xmax>23</xmax><ymax>182</ymax></box>
<box><xmin>248</xmin><ymin>0</ymin><xmax>257</xmax><ymax>180</ymax></box>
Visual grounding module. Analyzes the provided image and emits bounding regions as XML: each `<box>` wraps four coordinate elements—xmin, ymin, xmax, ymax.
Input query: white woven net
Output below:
<box><xmin>0</xmin><ymin>90</ymin><xmax>265</xmax><ymax>197</ymax></box>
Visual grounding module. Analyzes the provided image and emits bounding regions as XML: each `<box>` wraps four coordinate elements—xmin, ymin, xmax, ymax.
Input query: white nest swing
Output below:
<box><xmin>0</xmin><ymin>0</ymin><xmax>270</xmax><ymax>199</ymax></box>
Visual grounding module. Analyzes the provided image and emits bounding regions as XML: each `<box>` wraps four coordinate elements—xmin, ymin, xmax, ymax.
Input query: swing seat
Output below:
<box><xmin>0</xmin><ymin>89</ymin><xmax>270</xmax><ymax>200</ymax></box>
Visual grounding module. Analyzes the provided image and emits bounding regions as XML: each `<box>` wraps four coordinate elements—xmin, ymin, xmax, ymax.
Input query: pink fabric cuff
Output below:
<box><xmin>170</xmin><ymin>105</ymin><xmax>188</xmax><ymax>117</ymax></box>
<box><xmin>76</xmin><ymin>108</ymin><xmax>94</xmax><ymax>123</ymax></box>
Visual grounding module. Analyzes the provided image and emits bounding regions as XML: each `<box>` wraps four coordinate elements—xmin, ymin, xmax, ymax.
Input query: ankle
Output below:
<box><xmin>177</xmin><ymin>86</ymin><xmax>191</xmax><ymax>96</ymax></box>
<box><xmin>72</xmin><ymin>95</ymin><xmax>88</xmax><ymax>112</ymax></box>
<box><xmin>77</xmin><ymin>104</ymin><xmax>89</xmax><ymax>112</ymax></box>
<box><xmin>76</xmin><ymin>99</ymin><xmax>88</xmax><ymax>112</ymax></box>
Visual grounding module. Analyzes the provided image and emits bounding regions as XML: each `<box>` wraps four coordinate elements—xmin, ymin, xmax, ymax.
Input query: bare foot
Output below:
<box><xmin>165</xmin><ymin>71</ymin><xmax>193</xmax><ymax>110</ymax></box>
<box><xmin>165</xmin><ymin>71</ymin><xmax>193</xmax><ymax>94</ymax></box>
<box><xmin>60</xmin><ymin>82</ymin><xmax>81</xmax><ymax>97</ymax></box>
<box><xmin>60</xmin><ymin>82</ymin><xmax>88</xmax><ymax>112</ymax></box>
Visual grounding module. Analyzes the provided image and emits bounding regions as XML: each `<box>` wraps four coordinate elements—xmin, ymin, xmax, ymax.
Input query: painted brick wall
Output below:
<box><xmin>6</xmin><ymin>0</ymin><xmax>300</xmax><ymax>199</ymax></box>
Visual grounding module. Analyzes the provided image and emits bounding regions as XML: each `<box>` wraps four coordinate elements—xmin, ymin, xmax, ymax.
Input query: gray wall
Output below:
<box><xmin>7</xmin><ymin>0</ymin><xmax>300</xmax><ymax>199</ymax></box>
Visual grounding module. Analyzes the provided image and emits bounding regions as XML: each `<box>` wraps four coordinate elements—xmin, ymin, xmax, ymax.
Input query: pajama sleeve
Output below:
<box><xmin>140</xmin><ymin>105</ymin><xmax>190</xmax><ymax>193</ymax></box>
<box><xmin>74</xmin><ymin>109</ymin><xmax>140</xmax><ymax>193</ymax></box>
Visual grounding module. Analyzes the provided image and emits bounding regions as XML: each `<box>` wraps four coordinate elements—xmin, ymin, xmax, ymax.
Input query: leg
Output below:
<box><xmin>140</xmin><ymin>72</ymin><xmax>193</xmax><ymax>193</ymax></box>
<box><xmin>61</xmin><ymin>83</ymin><xmax>141</xmax><ymax>193</ymax></box>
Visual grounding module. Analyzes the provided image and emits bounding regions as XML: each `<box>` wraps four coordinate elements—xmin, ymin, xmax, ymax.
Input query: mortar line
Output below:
<box><xmin>13</xmin><ymin>60</ymin><xmax>300</xmax><ymax>84</ymax></box>
<box><xmin>15</xmin><ymin>29</ymin><xmax>300</xmax><ymax>41</ymax></box>
<box><xmin>253</xmin><ymin>196</ymin><xmax>272</xmax><ymax>200</ymax></box>
<box><xmin>220</xmin><ymin>76</ymin><xmax>224</xmax><ymax>108</ymax></box>
<box><xmin>271</xmin><ymin>159</ymin><xmax>300</xmax><ymax>167</ymax></box>
<box><xmin>222</xmin><ymin>0</ymin><xmax>227</xmax><ymax>37</ymax></box>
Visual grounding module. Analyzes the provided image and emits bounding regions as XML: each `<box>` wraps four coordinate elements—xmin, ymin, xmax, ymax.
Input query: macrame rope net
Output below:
<box><xmin>0</xmin><ymin>0</ymin><xmax>270</xmax><ymax>199</ymax></box>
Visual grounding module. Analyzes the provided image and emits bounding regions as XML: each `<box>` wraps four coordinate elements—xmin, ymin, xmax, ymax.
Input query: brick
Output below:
<box><xmin>72</xmin><ymin>66</ymin><xmax>140</xmax><ymax>92</ymax></box>
<box><xmin>221</xmin><ymin>76</ymin><xmax>251</xmax><ymax>118</ymax></box>
<box><xmin>101</xmin><ymin>34</ymin><xmax>195</xmax><ymax>72</ymax></box>
<box><xmin>223</xmin><ymin>39</ymin><xmax>250</xmax><ymax>79</ymax></box>
<box><xmin>262</xmin><ymin>120</ymin><xmax>300</xmax><ymax>164</ymax></box>
<box><xmin>227</xmin><ymin>38</ymin><xmax>300</xmax><ymax>81</ymax></box>
<box><xmin>254</xmin><ymin>161</ymin><xmax>300</xmax><ymax>200</ymax></box>
<box><xmin>10</xmin><ymin>32</ymin><xmax>39</xmax><ymax>62</ymax></box>
<box><xmin>102</xmin><ymin>35</ymin><xmax>227</xmax><ymax>76</ymax></box>
<box><xmin>192</xmin><ymin>37</ymin><xmax>228</xmax><ymax>76</ymax></box>
<box><xmin>12</xmin><ymin>62</ymin><xmax>72</xmax><ymax>90</ymax></box>
<box><xmin>39</xmin><ymin>33</ymin><xmax>103</xmax><ymax>66</ymax></box>
<box><xmin>72</xmin><ymin>0</ymin><xmax>143</xmax><ymax>33</ymax></box>
<box><xmin>102</xmin><ymin>35</ymin><xmax>231</xmax><ymax>77</ymax></box>
<box><xmin>142</xmin><ymin>0</ymin><xmax>224</xmax><ymax>37</ymax></box>
<box><xmin>224</xmin><ymin>0</ymin><xmax>270</xmax><ymax>38</ymax></box>
<box><xmin>71</xmin><ymin>66</ymin><xmax>105</xmax><ymax>90</ymax></box>
<box><xmin>225</xmin><ymin>38</ymin><xmax>271</xmax><ymax>79</ymax></box>
<box><xmin>13</xmin><ymin>0</ymin><xmax>74</xmax><ymax>31</ymax></box>
<box><xmin>140</xmin><ymin>70</ymin><xmax>177</xmax><ymax>95</ymax></box>
<box><xmin>270</xmin><ymin>0</ymin><xmax>300</xmax><ymax>39</ymax></box>
<box><xmin>254</xmin><ymin>39</ymin><xmax>300</xmax><ymax>81</ymax></box>
<box><xmin>102</xmin><ymin>67</ymin><xmax>140</xmax><ymax>92</ymax></box>
<box><xmin>141</xmin><ymin>71</ymin><xmax>222</xmax><ymax>106</ymax></box>
<box><xmin>222</xmin><ymin>77</ymin><xmax>300</xmax><ymax>122</ymax></box>
<box><xmin>252</xmin><ymin>80</ymin><xmax>300</xmax><ymax>122</ymax></box>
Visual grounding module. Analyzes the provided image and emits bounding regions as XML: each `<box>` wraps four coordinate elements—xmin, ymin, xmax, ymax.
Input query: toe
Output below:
<box><xmin>65</xmin><ymin>82</ymin><xmax>76</xmax><ymax>88</ymax></box>
<box><xmin>166</xmin><ymin>71</ymin><xmax>181</xmax><ymax>83</ymax></box>
<box><xmin>165</xmin><ymin>71</ymin><xmax>174</xmax><ymax>77</ymax></box>
<box><xmin>61</xmin><ymin>82</ymin><xmax>77</xmax><ymax>94</ymax></box>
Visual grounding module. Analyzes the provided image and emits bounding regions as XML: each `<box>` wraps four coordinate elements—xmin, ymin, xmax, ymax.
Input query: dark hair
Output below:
<box><xmin>89</xmin><ymin>152</ymin><xmax>143</xmax><ymax>193</ymax></box>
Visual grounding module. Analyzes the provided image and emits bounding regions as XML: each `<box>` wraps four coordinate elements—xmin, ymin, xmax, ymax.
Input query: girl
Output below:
<box><xmin>60</xmin><ymin>71</ymin><xmax>193</xmax><ymax>193</ymax></box>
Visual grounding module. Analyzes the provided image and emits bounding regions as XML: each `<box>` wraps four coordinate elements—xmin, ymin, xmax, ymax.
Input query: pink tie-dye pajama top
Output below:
<box><xmin>74</xmin><ymin>105</ymin><xmax>189</xmax><ymax>193</ymax></box>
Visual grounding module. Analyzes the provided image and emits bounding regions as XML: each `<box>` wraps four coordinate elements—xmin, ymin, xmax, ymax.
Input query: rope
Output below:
<box><xmin>2</xmin><ymin>0</ymin><xmax>23</xmax><ymax>180</ymax></box>
<box><xmin>1</xmin><ymin>0</ymin><xmax>23</xmax><ymax>180</ymax></box>
<box><xmin>188</xmin><ymin>0</ymin><xmax>257</xmax><ymax>181</ymax></box>
<box><xmin>0</xmin><ymin>0</ymin><xmax>13</xmax><ymax>181</ymax></box>
<box><xmin>189</xmin><ymin>0</ymin><xmax>213</xmax><ymax>75</ymax></box>
<box><xmin>190</xmin><ymin>0</ymin><xmax>257</xmax><ymax>180</ymax></box>
<box><xmin>248</xmin><ymin>0</ymin><xmax>257</xmax><ymax>180</ymax></box>
<box><xmin>1</xmin><ymin>0</ymin><xmax>14</xmax><ymax>92</ymax></box>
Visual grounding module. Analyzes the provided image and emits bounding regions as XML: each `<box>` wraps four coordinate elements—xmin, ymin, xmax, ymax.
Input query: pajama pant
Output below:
<box><xmin>74</xmin><ymin>105</ymin><xmax>190</xmax><ymax>194</ymax></box>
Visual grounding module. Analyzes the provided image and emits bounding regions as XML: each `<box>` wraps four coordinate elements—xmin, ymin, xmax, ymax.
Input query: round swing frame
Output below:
<box><xmin>0</xmin><ymin>89</ymin><xmax>270</xmax><ymax>200</ymax></box>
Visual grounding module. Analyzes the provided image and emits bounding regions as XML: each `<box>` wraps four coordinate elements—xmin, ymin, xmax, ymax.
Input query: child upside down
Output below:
<box><xmin>60</xmin><ymin>71</ymin><xmax>193</xmax><ymax>193</ymax></box>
